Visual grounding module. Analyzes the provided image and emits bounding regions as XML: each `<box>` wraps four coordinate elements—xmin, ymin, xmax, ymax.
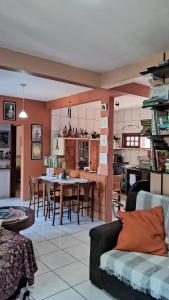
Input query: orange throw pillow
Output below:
<box><xmin>114</xmin><ymin>206</ymin><xmax>167</xmax><ymax>256</ymax></box>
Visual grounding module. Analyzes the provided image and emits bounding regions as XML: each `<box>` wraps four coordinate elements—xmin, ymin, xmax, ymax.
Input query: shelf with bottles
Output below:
<box><xmin>59</xmin><ymin>125</ymin><xmax>100</xmax><ymax>139</ymax></box>
<box><xmin>43</xmin><ymin>155</ymin><xmax>66</xmax><ymax>168</ymax></box>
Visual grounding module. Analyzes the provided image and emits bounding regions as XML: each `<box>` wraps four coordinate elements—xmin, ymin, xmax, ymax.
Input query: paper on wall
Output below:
<box><xmin>100</xmin><ymin>135</ymin><xmax>108</xmax><ymax>147</ymax></box>
<box><xmin>100</xmin><ymin>153</ymin><xmax>107</xmax><ymax>165</ymax></box>
<box><xmin>100</xmin><ymin>117</ymin><xmax>108</xmax><ymax>129</ymax></box>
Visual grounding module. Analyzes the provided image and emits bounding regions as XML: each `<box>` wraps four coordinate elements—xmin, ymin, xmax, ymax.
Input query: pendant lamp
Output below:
<box><xmin>19</xmin><ymin>83</ymin><xmax>28</xmax><ymax>119</ymax></box>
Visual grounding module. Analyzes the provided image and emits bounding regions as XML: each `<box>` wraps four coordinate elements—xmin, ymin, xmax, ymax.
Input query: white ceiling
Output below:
<box><xmin>0</xmin><ymin>0</ymin><xmax>169</xmax><ymax>72</ymax></box>
<box><xmin>0</xmin><ymin>69</ymin><xmax>90</xmax><ymax>101</ymax></box>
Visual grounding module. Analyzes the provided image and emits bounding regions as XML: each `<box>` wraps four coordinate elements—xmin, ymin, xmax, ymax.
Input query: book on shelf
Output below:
<box><xmin>151</xmin><ymin>110</ymin><xmax>169</xmax><ymax>135</ymax></box>
<box><xmin>155</xmin><ymin>150</ymin><xmax>168</xmax><ymax>171</ymax></box>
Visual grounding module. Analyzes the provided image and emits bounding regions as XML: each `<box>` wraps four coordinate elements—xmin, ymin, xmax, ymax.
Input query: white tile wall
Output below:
<box><xmin>114</xmin><ymin>107</ymin><xmax>151</xmax><ymax>165</ymax></box>
<box><xmin>51</xmin><ymin>101</ymin><xmax>101</xmax><ymax>134</ymax></box>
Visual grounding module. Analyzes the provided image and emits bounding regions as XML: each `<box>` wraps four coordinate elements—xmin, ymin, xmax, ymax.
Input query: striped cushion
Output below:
<box><xmin>100</xmin><ymin>249</ymin><xmax>169</xmax><ymax>299</ymax></box>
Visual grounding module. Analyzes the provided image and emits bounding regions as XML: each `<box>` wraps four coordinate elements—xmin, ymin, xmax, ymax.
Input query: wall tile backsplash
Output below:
<box><xmin>51</xmin><ymin>101</ymin><xmax>101</xmax><ymax>135</ymax></box>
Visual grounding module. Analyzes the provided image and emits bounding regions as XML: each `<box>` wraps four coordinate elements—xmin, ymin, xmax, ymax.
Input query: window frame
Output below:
<box><xmin>122</xmin><ymin>133</ymin><xmax>140</xmax><ymax>148</ymax></box>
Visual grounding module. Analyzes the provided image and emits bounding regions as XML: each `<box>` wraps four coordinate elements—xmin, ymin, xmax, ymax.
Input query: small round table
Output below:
<box><xmin>1</xmin><ymin>206</ymin><xmax>35</xmax><ymax>233</ymax></box>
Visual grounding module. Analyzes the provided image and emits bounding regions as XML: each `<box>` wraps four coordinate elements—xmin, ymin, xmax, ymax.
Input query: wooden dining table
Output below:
<box><xmin>39</xmin><ymin>175</ymin><xmax>89</xmax><ymax>225</ymax></box>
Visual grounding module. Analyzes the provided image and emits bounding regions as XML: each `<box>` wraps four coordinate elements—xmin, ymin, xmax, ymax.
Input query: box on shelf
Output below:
<box><xmin>150</xmin><ymin>84</ymin><xmax>169</xmax><ymax>100</ymax></box>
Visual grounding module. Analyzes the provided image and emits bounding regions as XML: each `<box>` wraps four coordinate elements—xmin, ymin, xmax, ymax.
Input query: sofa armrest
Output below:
<box><xmin>89</xmin><ymin>220</ymin><xmax>122</xmax><ymax>289</ymax></box>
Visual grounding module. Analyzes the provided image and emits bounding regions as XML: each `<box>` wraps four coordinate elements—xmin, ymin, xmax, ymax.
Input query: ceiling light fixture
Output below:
<box><xmin>19</xmin><ymin>83</ymin><xmax>28</xmax><ymax>119</ymax></box>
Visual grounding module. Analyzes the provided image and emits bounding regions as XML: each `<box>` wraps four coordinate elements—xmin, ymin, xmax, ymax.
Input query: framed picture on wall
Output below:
<box><xmin>31</xmin><ymin>142</ymin><xmax>42</xmax><ymax>160</ymax></box>
<box><xmin>3</xmin><ymin>101</ymin><xmax>16</xmax><ymax>121</ymax></box>
<box><xmin>31</xmin><ymin>124</ymin><xmax>42</xmax><ymax>142</ymax></box>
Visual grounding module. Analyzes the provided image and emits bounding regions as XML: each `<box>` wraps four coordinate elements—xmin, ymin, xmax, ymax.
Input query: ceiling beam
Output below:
<box><xmin>46</xmin><ymin>89</ymin><xmax>122</xmax><ymax>110</ymax></box>
<box><xmin>0</xmin><ymin>47</ymin><xmax>167</xmax><ymax>91</ymax></box>
<box><xmin>0</xmin><ymin>47</ymin><xmax>101</xmax><ymax>88</ymax></box>
<box><xmin>112</xmin><ymin>82</ymin><xmax>150</xmax><ymax>98</ymax></box>
<box><xmin>101</xmin><ymin>51</ymin><xmax>169</xmax><ymax>88</ymax></box>
<box><xmin>46</xmin><ymin>82</ymin><xmax>149</xmax><ymax>110</ymax></box>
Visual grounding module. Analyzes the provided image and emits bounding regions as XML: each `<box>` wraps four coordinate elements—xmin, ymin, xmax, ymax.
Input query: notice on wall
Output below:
<box><xmin>100</xmin><ymin>135</ymin><xmax>108</xmax><ymax>147</ymax></box>
<box><xmin>100</xmin><ymin>117</ymin><xmax>108</xmax><ymax>129</ymax></box>
<box><xmin>100</xmin><ymin>153</ymin><xmax>107</xmax><ymax>165</ymax></box>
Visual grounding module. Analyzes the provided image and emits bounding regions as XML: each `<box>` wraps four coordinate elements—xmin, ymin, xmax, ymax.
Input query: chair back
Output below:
<box><xmin>77</xmin><ymin>181</ymin><xmax>95</xmax><ymax>201</ymax></box>
<box><xmin>29</xmin><ymin>176</ymin><xmax>41</xmax><ymax>198</ymax></box>
<box><xmin>113</xmin><ymin>175</ymin><xmax>122</xmax><ymax>192</ymax></box>
<box><xmin>45</xmin><ymin>181</ymin><xmax>60</xmax><ymax>202</ymax></box>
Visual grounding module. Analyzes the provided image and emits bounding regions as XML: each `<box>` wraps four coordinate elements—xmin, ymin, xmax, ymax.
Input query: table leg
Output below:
<box><xmin>60</xmin><ymin>185</ymin><xmax>63</xmax><ymax>225</ymax></box>
<box><xmin>43</xmin><ymin>181</ymin><xmax>46</xmax><ymax>216</ymax></box>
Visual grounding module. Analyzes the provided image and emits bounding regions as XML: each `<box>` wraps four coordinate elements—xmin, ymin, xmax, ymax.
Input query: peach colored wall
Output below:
<box><xmin>0</xmin><ymin>96</ymin><xmax>51</xmax><ymax>200</ymax></box>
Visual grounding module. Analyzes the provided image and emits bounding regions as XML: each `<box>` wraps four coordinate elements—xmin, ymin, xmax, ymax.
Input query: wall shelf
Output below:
<box><xmin>114</xmin><ymin>148</ymin><xmax>150</xmax><ymax>151</ymax></box>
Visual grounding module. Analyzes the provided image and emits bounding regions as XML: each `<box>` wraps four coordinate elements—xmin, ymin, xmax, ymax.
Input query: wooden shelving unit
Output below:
<box><xmin>141</xmin><ymin>55</ymin><xmax>169</xmax><ymax>195</ymax></box>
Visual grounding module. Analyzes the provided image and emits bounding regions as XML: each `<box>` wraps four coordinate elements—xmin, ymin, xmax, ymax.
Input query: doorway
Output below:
<box><xmin>15</xmin><ymin>125</ymin><xmax>22</xmax><ymax>197</ymax></box>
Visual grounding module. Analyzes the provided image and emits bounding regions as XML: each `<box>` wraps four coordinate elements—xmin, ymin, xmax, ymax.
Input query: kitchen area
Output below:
<box><xmin>113</xmin><ymin>98</ymin><xmax>152</xmax><ymax>193</ymax></box>
<box><xmin>44</xmin><ymin>96</ymin><xmax>152</xmax><ymax>198</ymax></box>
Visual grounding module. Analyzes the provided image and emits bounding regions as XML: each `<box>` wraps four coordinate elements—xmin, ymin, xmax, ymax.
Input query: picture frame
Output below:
<box><xmin>31</xmin><ymin>124</ymin><xmax>42</xmax><ymax>142</ymax></box>
<box><xmin>0</xmin><ymin>131</ymin><xmax>10</xmax><ymax>148</ymax></box>
<box><xmin>31</xmin><ymin>142</ymin><xmax>42</xmax><ymax>160</ymax></box>
<box><xmin>3</xmin><ymin>101</ymin><xmax>16</xmax><ymax>121</ymax></box>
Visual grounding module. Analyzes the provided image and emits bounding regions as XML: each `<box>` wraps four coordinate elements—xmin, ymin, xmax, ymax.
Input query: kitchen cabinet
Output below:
<box><xmin>65</xmin><ymin>139</ymin><xmax>76</xmax><ymax>169</ymax></box>
<box><xmin>51</xmin><ymin>137</ymin><xmax>100</xmax><ymax>172</ymax></box>
<box><xmin>89</xmin><ymin>140</ymin><xmax>99</xmax><ymax>172</ymax></box>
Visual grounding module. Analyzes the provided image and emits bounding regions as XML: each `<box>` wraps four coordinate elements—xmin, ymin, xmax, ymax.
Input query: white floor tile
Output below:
<box><xmin>51</xmin><ymin>235</ymin><xmax>82</xmax><ymax>249</ymax></box>
<box><xmin>30</xmin><ymin>272</ymin><xmax>69</xmax><ymax>300</ymax></box>
<box><xmin>54</xmin><ymin>261</ymin><xmax>89</xmax><ymax>286</ymax></box>
<box><xmin>72</xmin><ymin>230</ymin><xmax>90</xmax><ymax>244</ymax></box>
<box><xmin>81</xmin><ymin>221</ymin><xmax>105</xmax><ymax>230</ymax></box>
<box><xmin>31</xmin><ymin>222</ymin><xmax>54</xmax><ymax>232</ymax></box>
<box><xmin>39</xmin><ymin>228</ymin><xmax>66</xmax><ymax>240</ymax></box>
<box><xmin>45</xmin><ymin>288</ymin><xmax>85</xmax><ymax>300</ymax></box>
<box><xmin>80</xmin><ymin>257</ymin><xmax>89</xmax><ymax>267</ymax></box>
<box><xmin>34</xmin><ymin>240</ymin><xmax>59</xmax><ymax>257</ymax></box>
<box><xmin>74</xmin><ymin>281</ymin><xmax>113</xmax><ymax>300</ymax></box>
<box><xmin>65</xmin><ymin>243</ymin><xmax>90</xmax><ymax>260</ymax></box>
<box><xmin>35</xmin><ymin>259</ymin><xmax>50</xmax><ymax>276</ymax></box>
<box><xmin>39</xmin><ymin>250</ymin><xmax>76</xmax><ymax>270</ymax></box>
<box><xmin>23</xmin><ymin>232</ymin><xmax>45</xmax><ymax>244</ymax></box>
<box><xmin>58</xmin><ymin>224</ymin><xmax>85</xmax><ymax>234</ymax></box>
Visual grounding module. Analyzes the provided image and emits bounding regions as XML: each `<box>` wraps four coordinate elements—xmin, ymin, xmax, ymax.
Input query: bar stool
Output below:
<box><xmin>71</xmin><ymin>181</ymin><xmax>95</xmax><ymax>224</ymax></box>
<box><xmin>29</xmin><ymin>177</ymin><xmax>43</xmax><ymax>217</ymax></box>
<box><xmin>45</xmin><ymin>181</ymin><xmax>72</xmax><ymax>226</ymax></box>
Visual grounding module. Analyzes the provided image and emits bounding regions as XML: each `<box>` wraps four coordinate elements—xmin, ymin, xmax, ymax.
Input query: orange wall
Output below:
<box><xmin>0</xmin><ymin>96</ymin><xmax>51</xmax><ymax>200</ymax></box>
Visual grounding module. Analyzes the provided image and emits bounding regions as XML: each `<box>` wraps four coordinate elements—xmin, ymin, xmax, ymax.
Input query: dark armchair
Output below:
<box><xmin>89</xmin><ymin>180</ymin><xmax>154</xmax><ymax>300</ymax></box>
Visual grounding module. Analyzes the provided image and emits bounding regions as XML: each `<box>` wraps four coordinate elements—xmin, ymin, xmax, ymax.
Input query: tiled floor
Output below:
<box><xmin>0</xmin><ymin>198</ymin><xmax>114</xmax><ymax>300</ymax></box>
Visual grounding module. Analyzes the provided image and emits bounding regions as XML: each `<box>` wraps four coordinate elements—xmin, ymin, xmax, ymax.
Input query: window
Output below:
<box><xmin>122</xmin><ymin>133</ymin><xmax>140</xmax><ymax>148</ymax></box>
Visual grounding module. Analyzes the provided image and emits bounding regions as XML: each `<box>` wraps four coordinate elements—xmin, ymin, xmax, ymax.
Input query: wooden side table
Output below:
<box><xmin>1</xmin><ymin>206</ymin><xmax>35</xmax><ymax>233</ymax></box>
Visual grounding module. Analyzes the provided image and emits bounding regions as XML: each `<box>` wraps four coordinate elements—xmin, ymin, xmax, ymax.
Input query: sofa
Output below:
<box><xmin>89</xmin><ymin>191</ymin><xmax>169</xmax><ymax>300</ymax></box>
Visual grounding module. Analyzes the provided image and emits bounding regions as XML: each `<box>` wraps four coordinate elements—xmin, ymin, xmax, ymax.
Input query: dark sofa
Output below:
<box><xmin>89</xmin><ymin>180</ymin><xmax>154</xmax><ymax>300</ymax></box>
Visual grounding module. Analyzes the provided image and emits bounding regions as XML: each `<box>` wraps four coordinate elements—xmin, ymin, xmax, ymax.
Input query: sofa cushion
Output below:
<box><xmin>136</xmin><ymin>191</ymin><xmax>169</xmax><ymax>244</ymax></box>
<box><xmin>114</xmin><ymin>206</ymin><xmax>167</xmax><ymax>256</ymax></box>
<box><xmin>100</xmin><ymin>249</ymin><xmax>169</xmax><ymax>299</ymax></box>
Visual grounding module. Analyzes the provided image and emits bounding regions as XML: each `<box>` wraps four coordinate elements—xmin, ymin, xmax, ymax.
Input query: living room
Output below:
<box><xmin>1</xmin><ymin>1</ymin><xmax>169</xmax><ymax>300</ymax></box>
